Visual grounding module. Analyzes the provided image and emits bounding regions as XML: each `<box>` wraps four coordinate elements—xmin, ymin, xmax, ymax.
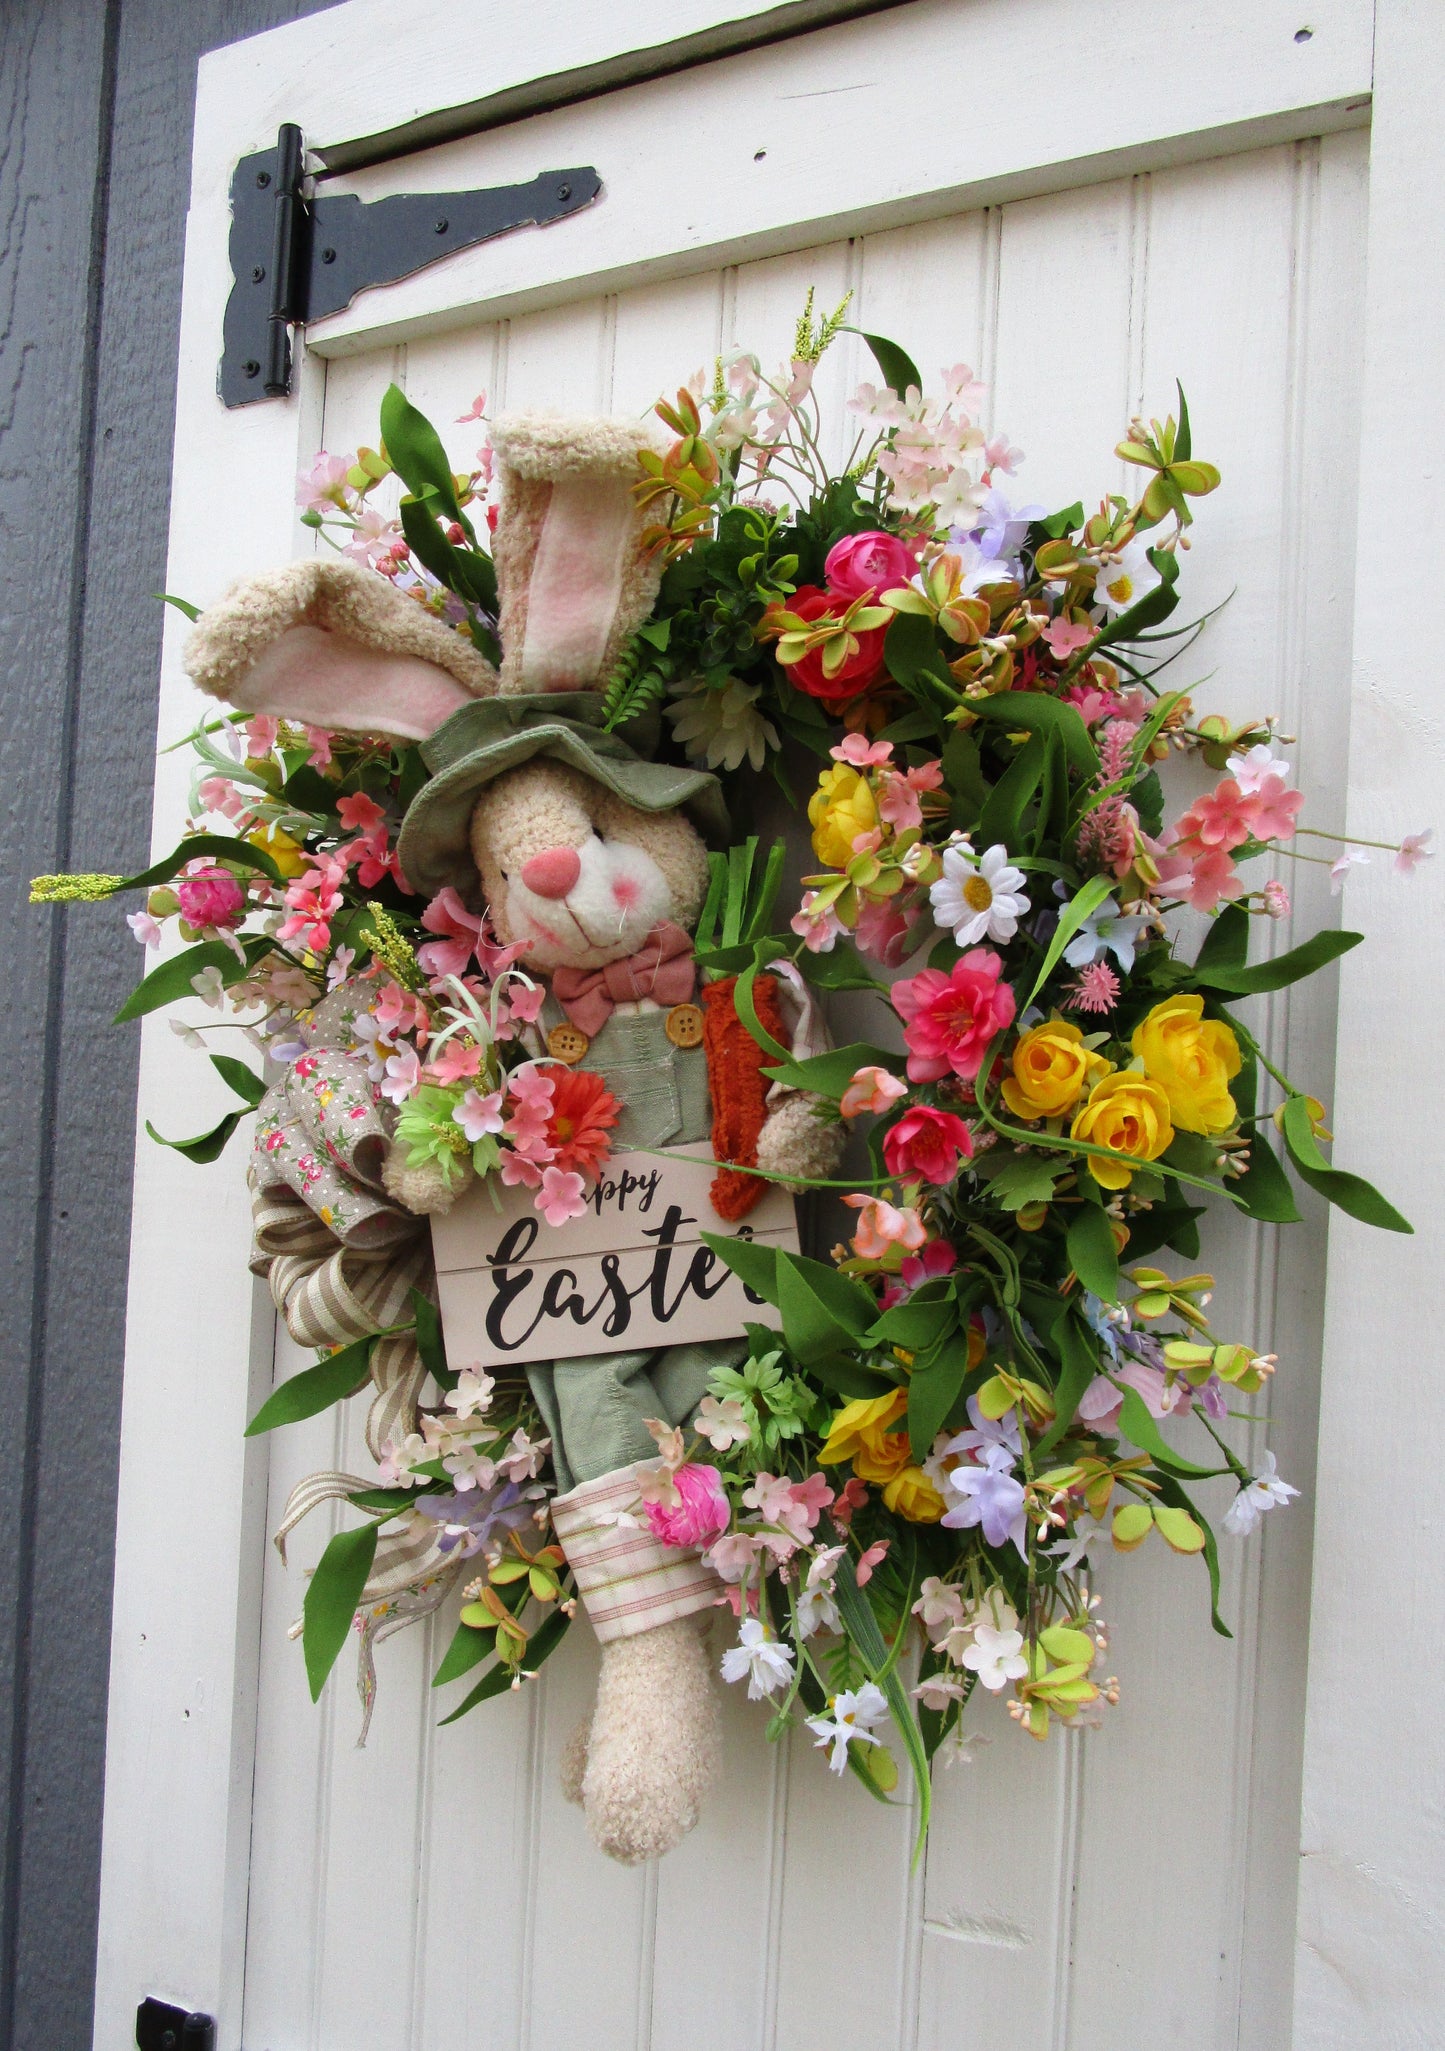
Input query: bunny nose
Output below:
<box><xmin>520</xmin><ymin>847</ymin><xmax>582</xmax><ymax>899</ymax></box>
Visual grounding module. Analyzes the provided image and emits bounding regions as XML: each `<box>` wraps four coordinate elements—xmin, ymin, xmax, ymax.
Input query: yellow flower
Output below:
<box><xmin>817</xmin><ymin>1388</ymin><xmax>909</xmax><ymax>1482</ymax></box>
<box><xmin>1071</xmin><ymin>1070</ymin><xmax>1174</xmax><ymax>1190</ymax></box>
<box><xmin>1000</xmin><ymin>1020</ymin><xmax>1111</xmax><ymax>1122</ymax></box>
<box><xmin>247</xmin><ymin>821</ymin><xmax>308</xmax><ymax>879</ymax></box>
<box><xmin>808</xmin><ymin>763</ymin><xmax>878</xmax><ymax>868</ymax></box>
<box><xmin>1132</xmin><ymin>994</ymin><xmax>1240</xmax><ymax>1134</ymax></box>
<box><xmin>882</xmin><ymin>1464</ymin><xmax>946</xmax><ymax>1522</ymax></box>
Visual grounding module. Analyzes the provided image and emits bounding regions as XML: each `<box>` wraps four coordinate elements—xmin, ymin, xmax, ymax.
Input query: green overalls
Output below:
<box><xmin>524</xmin><ymin>999</ymin><xmax>748</xmax><ymax>1491</ymax></box>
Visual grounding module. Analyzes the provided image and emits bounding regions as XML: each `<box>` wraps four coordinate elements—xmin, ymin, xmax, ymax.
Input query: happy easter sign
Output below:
<box><xmin>432</xmin><ymin>1146</ymin><xmax>799</xmax><ymax>1369</ymax></box>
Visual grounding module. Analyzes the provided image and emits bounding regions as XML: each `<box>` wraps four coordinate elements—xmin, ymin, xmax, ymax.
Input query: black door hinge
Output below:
<box><xmin>136</xmin><ymin>1996</ymin><xmax>216</xmax><ymax>2050</ymax></box>
<box><xmin>221</xmin><ymin>123</ymin><xmax>601</xmax><ymax>407</ymax></box>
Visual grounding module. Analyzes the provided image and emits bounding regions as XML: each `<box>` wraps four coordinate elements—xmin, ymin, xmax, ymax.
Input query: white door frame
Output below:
<box><xmin>92</xmin><ymin>3</ymin><xmax>1441</xmax><ymax>2044</ymax></box>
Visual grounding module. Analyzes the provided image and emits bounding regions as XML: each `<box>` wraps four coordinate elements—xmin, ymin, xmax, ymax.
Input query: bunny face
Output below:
<box><xmin>469</xmin><ymin>760</ymin><xmax>710</xmax><ymax>972</ymax></box>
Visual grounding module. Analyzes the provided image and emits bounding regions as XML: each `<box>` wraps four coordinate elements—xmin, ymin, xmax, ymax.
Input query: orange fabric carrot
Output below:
<box><xmin>701</xmin><ymin>974</ymin><xmax>788</xmax><ymax>1220</ymax></box>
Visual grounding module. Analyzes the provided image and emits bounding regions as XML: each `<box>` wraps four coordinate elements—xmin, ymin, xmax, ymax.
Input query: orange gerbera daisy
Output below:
<box><xmin>544</xmin><ymin>1066</ymin><xmax>621</xmax><ymax>1176</ymax></box>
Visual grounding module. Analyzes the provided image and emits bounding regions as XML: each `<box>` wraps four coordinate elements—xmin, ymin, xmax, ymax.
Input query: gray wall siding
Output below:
<box><xmin>0</xmin><ymin>5</ymin><xmax>336</xmax><ymax>2045</ymax></box>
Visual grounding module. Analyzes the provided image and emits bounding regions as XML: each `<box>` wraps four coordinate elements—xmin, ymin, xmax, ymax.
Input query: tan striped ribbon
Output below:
<box><xmin>250</xmin><ymin>1183</ymin><xmax>434</xmax><ymax>1460</ymax></box>
<box><xmin>550</xmin><ymin>1463</ymin><xmax>721</xmax><ymax>1643</ymax></box>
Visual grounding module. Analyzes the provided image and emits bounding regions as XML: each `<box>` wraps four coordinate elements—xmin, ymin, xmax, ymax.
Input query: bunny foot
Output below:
<box><xmin>580</xmin><ymin>1618</ymin><xmax>720</xmax><ymax>1864</ymax></box>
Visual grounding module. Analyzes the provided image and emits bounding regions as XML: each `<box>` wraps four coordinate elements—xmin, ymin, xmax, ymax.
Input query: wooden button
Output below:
<box><xmin>546</xmin><ymin>1022</ymin><xmax>590</xmax><ymax>1064</ymax></box>
<box><xmin>665</xmin><ymin>1002</ymin><xmax>705</xmax><ymax>1049</ymax></box>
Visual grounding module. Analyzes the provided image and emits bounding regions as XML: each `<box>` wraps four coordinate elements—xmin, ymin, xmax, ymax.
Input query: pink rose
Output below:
<box><xmin>825</xmin><ymin>529</ymin><xmax>917</xmax><ymax>603</ymax></box>
<box><xmin>176</xmin><ymin>863</ymin><xmax>245</xmax><ymax>930</ymax></box>
<box><xmin>890</xmin><ymin>947</ymin><xmax>1016</xmax><ymax>1083</ymax></box>
<box><xmin>644</xmin><ymin>1462</ymin><xmax>730</xmax><ymax>1549</ymax></box>
<box><xmin>853</xmin><ymin>893</ymin><xmax>928</xmax><ymax>967</ymax></box>
<box><xmin>882</xmin><ymin>1104</ymin><xmax>974</xmax><ymax>1184</ymax></box>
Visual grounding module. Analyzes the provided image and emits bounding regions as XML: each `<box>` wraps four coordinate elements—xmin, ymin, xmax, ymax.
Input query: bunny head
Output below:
<box><xmin>467</xmin><ymin>760</ymin><xmax>709</xmax><ymax>974</ymax></box>
<box><xmin>183</xmin><ymin>410</ymin><xmax>726</xmax><ymax>961</ymax></box>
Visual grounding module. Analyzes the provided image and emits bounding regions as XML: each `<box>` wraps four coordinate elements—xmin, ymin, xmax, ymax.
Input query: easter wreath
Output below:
<box><xmin>36</xmin><ymin>292</ymin><xmax>1429</xmax><ymax>1859</ymax></box>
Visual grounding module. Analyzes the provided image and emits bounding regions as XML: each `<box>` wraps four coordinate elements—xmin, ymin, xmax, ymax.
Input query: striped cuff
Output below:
<box><xmin>550</xmin><ymin>1465</ymin><xmax>722</xmax><ymax>1644</ymax></box>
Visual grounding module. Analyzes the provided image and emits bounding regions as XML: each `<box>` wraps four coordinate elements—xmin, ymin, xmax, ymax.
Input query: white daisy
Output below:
<box><xmin>1091</xmin><ymin>539</ymin><xmax>1161</xmax><ymax>616</ymax></box>
<box><xmin>929</xmin><ymin>842</ymin><xmax>1031</xmax><ymax>945</ymax></box>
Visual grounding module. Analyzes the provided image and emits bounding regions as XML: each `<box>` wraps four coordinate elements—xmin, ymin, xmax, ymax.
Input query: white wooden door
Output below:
<box><xmin>93</xmin><ymin>5</ymin><xmax>1445</xmax><ymax>2047</ymax></box>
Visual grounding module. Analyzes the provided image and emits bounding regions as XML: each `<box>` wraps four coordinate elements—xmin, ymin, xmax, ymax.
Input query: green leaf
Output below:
<box><xmin>1036</xmin><ymin>501</ymin><xmax>1084</xmax><ymax>540</ymax></box>
<box><xmin>303</xmin><ymin>1521</ymin><xmax>379</xmax><ymax>1700</ymax></box>
<box><xmin>1066</xmin><ymin>1202</ymin><xmax>1119</xmax><ymax>1302</ymax></box>
<box><xmin>432</xmin><ymin>1616</ymin><xmax>496</xmax><ymax>1688</ymax></box>
<box><xmin>1232</xmin><ymin>1135</ymin><xmax>1301</xmax><ymax>1224</ymax></box>
<box><xmin>410</xmin><ymin>1287</ymin><xmax>453</xmax><ymax>1385</ymax></box>
<box><xmin>869</xmin><ymin>1292</ymin><xmax>957</xmax><ymax>1352</ymax></box>
<box><xmin>833</xmin><ymin>1550</ymin><xmax>931</xmax><ymax>1859</ymax></box>
<box><xmin>792</xmin><ymin>938</ymin><xmax>886</xmax><ymax>993</ymax></box>
<box><xmin>113</xmin><ymin>830</ymin><xmax>283</xmax><ymax>893</ymax></box>
<box><xmin>210</xmin><ymin>1054</ymin><xmax>267</xmax><ymax>1106</ymax></box>
<box><xmin>145</xmin><ymin>1110</ymin><xmax>247</xmax><ymax>1164</ymax></box>
<box><xmin>735</xmin><ymin>952</ymin><xmax>790</xmax><ymax>1061</ymax></box>
<box><xmin>1121</xmin><ymin>1199</ymin><xmax>1207</xmax><ymax>1260</ymax></box>
<box><xmin>1151</xmin><ymin>1474</ymin><xmax>1231</xmax><ymax>1637</ymax></box>
<box><xmin>1031</xmin><ymin>1312</ymin><xmax>1100</xmax><ymax>1458</ymax></box>
<box><xmin>971</xmin><ymin>1150</ymin><xmax>1068</xmax><ymax>1212</ymax></box>
<box><xmin>1280</xmin><ymin>1096</ymin><xmax>1412</xmax><ymax>1233</ymax></box>
<box><xmin>1117</xmin><ymin>1389</ymin><xmax>1222</xmax><ymax>1478</ymax></box>
<box><xmin>976</xmin><ymin>733</ymin><xmax>1044</xmax><ymax>850</ymax></box>
<box><xmin>157</xmin><ymin>591</ymin><xmax>202</xmax><ymax>622</ymax></box>
<box><xmin>1196</xmin><ymin>928</ymin><xmax>1362</xmax><ymax>996</ymax></box>
<box><xmin>966</xmin><ymin>691</ymin><xmax>1099</xmax><ymax>779</ymax></box>
<box><xmin>776</xmin><ymin>1257</ymin><xmax>873</xmax><ymax>1364</ymax></box>
<box><xmin>438</xmin><ymin>1604</ymin><xmax>572</xmax><ymax>1723</ymax></box>
<box><xmin>380</xmin><ymin>383</ymin><xmax>463</xmax><ymax>523</ymax></box>
<box><xmin>700</xmin><ymin>1231</ymin><xmax>781</xmax><ymax>1307</ymax></box>
<box><xmin>1174</xmin><ymin>381</ymin><xmax>1193</xmax><ymax>463</ymax></box>
<box><xmin>941</xmin><ymin>728</ymin><xmax>989</xmax><ymax>827</ymax></box>
<box><xmin>843</xmin><ymin>326</ymin><xmax>922</xmax><ymax>398</ymax></box>
<box><xmin>1193</xmin><ymin>901</ymin><xmax>1250</xmax><ymax>978</ymax></box>
<box><xmin>807</xmin><ymin>1353</ymin><xmax>897</xmax><ymax>1402</ymax></box>
<box><xmin>761</xmin><ymin>1041</ymin><xmax>903</xmax><ymax>1101</ymax></box>
<box><xmin>1024</xmin><ymin>871</ymin><xmax>1116</xmax><ymax>1010</ymax></box>
<box><xmin>114</xmin><ymin>938</ymin><xmax>256</xmax><ymax>1023</ymax></box>
<box><xmin>908</xmin><ymin>1331</ymin><xmax>971</xmax><ymax>1459</ymax></box>
<box><xmin>245</xmin><ymin>1334</ymin><xmax>374</xmax><ymax>1435</ymax></box>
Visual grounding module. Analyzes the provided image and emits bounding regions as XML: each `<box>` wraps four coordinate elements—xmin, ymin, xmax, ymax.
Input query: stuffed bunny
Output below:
<box><xmin>185</xmin><ymin>410</ymin><xmax>841</xmax><ymax>1863</ymax></box>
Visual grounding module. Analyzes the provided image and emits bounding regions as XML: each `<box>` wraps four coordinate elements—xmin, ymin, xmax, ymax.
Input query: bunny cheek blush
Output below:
<box><xmin>502</xmin><ymin>832</ymin><xmax>674</xmax><ymax>971</ymax></box>
<box><xmin>180</xmin><ymin>406</ymin><xmax>844</xmax><ymax>1869</ymax></box>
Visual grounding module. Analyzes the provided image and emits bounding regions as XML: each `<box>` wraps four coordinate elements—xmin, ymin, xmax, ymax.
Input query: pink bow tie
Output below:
<box><xmin>552</xmin><ymin>922</ymin><xmax>696</xmax><ymax>1037</ymax></box>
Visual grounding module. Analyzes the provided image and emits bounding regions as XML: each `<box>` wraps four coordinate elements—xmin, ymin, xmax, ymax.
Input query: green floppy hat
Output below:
<box><xmin>396</xmin><ymin>692</ymin><xmax>730</xmax><ymax>904</ymax></box>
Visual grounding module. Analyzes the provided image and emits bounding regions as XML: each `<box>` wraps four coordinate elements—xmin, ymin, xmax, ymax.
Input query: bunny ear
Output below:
<box><xmin>490</xmin><ymin>414</ymin><xmax>664</xmax><ymax>697</ymax></box>
<box><xmin>183</xmin><ymin>558</ymin><xmax>497</xmax><ymax>742</ymax></box>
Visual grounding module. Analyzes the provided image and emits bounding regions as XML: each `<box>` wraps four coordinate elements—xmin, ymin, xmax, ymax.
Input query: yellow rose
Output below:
<box><xmin>1000</xmin><ymin>1020</ymin><xmax>1111</xmax><ymax>1122</ymax></box>
<box><xmin>882</xmin><ymin>1464</ymin><xmax>947</xmax><ymax>1523</ymax></box>
<box><xmin>817</xmin><ymin>1388</ymin><xmax>907</xmax><ymax>1466</ymax></box>
<box><xmin>1071</xmin><ymin>1070</ymin><xmax>1174</xmax><ymax>1190</ymax></box>
<box><xmin>247</xmin><ymin>821</ymin><xmax>308</xmax><ymax>879</ymax></box>
<box><xmin>1132</xmin><ymin>994</ymin><xmax>1241</xmax><ymax>1134</ymax></box>
<box><xmin>808</xmin><ymin>764</ymin><xmax>878</xmax><ymax>869</ymax></box>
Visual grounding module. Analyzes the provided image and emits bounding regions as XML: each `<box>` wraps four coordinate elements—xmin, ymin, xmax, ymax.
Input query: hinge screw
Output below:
<box><xmin>255</xmin><ymin>169</ymin><xmax>271</xmax><ymax>189</ymax></box>
<box><xmin>558</xmin><ymin>184</ymin><xmax>571</xmax><ymax>200</ymax></box>
<box><xmin>242</xmin><ymin>360</ymin><xmax>260</xmax><ymax>378</ymax></box>
<box><xmin>321</xmin><ymin>246</ymin><xmax>336</xmax><ymax>263</ymax></box>
<box><xmin>251</xmin><ymin>264</ymin><xmax>265</xmax><ymax>282</ymax></box>
<box><xmin>434</xmin><ymin>216</ymin><xmax>449</xmax><ymax>234</ymax></box>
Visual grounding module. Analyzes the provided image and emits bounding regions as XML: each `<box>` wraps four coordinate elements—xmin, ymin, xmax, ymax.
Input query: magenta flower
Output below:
<box><xmin>824</xmin><ymin>528</ymin><xmax>918</xmax><ymax>603</ymax></box>
<box><xmin>416</xmin><ymin>885</ymin><xmax>481</xmax><ymax>979</ymax></box>
<box><xmin>177</xmin><ymin>863</ymin><xmax>246</xmax><ymax>931</ymax></box>
<box><xmin>890</xmin><ymin>947</ymin><xmax>1016</xmax><ymax>1082</ymax></box>
<box><xmin>882</xmin><ymin>1104</ymin><xmax>974</xmax><ymax>1184</ymax></box>
<box><xmin>644</xmin><ymin>1463</ymin><xmax>731</xmax><ymax>1549</ymax></box>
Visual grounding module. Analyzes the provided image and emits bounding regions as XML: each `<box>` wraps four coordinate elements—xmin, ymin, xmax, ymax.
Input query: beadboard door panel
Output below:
<box><xmin>96</xmin><ymin>4</ymin><xmax>1445</xmax><ymax>2047</ymax></box>
<box><xmin>233</xmin><ymin>132</ymin><xmax>1367</xmax><ymax>2051</ymax></box>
